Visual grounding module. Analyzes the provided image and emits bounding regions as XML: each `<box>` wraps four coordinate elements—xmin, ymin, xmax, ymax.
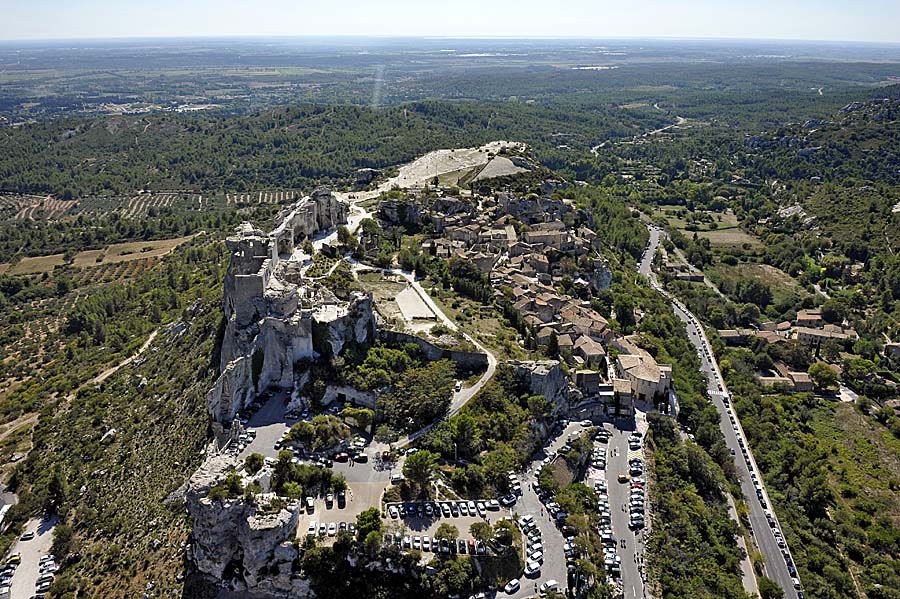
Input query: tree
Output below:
<box><xmin>245</xmin><ymin>452</ymin><xmax>264</xmax><ymax>474</ymax></box>
<box><xmin>434</xmin><ymin>523</ymin><xmax>459</xmax><ymax>543</ymax></box>
<box><xmin>758</xmin><ymin>576</ymin><xmax>784</xmax><ymax>599</ymax></box>
<box><xmin>735</xmin><ymin>278</ymin><xmax>772</xmax><ymax>308</ymax></box>
<box><xmin>356</xmin><ymin>507</ymin><xmax>382</xmax><ymax>542</ymax></box>
<box><xmin>272</xmin><ymin>450</ymin><xmax>295</xmax><ymax>493</ymax></box>
<box><xmin>342</xmin><ymin>407</ymin><xmax>374</xmax><ymax>431</ymax></box>
<box><xmin>51</xmin><ymin>523</ymin><xmax>75</xmax><ymax>557</ymax></box>
<box><xmin>808</xmin><ymin>362</ymin><xmax>839</xmax><ymax>391</ymax></box>
<box><xmin>469</xmin><ymin>521</ymin><xmax>493</xmax><ymax>543</ymax></box>
<box><xmin>614</xmin><ymin>295</ymin><xmax>635</xmax><ymax>330</ymax></box>
<box><xmin>44</xmin><ymin>466</ymin><xmax>67</xmax><ymax>515</ymax></box>
<box><xmin>403</xmin><ymin>450</ymin><xmax>437</xmax><ymax>491</ymax></box>
<box><xmin>283</xmin><ymin>481</ymin><xmax>304</xmax><ymax>500</ymax></box>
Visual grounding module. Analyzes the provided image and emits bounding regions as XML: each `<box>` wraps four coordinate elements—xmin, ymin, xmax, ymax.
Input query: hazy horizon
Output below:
<box><xmin>3</xmin><ymin>0</ymin><xmax>900</xmax><ymax>44</ymax></box>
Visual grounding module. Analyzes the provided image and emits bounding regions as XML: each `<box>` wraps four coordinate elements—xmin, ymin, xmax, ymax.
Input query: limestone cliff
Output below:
<box><xmin>186</xmin><ymin>455</ymin><xmax>310</xmax><ymax>597</ymax></box>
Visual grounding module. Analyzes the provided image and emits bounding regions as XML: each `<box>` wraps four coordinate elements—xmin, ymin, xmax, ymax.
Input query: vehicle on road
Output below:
<box><xmin>524</xmin><ymin>560</ymin><xmax>541</xmax><ymax>576</ymax></box>
<box><xmin>20</xmin><ymin>532</ymin><xmax>35</xmax><ymax>541</ymax></box>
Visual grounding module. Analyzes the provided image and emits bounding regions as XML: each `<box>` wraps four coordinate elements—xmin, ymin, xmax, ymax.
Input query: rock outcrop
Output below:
<box><xmin>186</xmin><ymin>455</ymin><xmax>310</xmax><ymax>597</ymax></box>
<box><xmin>509</xmin><ymin>360</ymin><xmax>570</xmax><ymax>406</ymax></box>
<box><xmin>207</xmin><ymin>189</ymin><xmax>378</xmax><ymax>425</ymax></box>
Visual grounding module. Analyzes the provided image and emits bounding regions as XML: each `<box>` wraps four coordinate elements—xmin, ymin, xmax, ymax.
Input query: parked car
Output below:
<box><xmin>504</xmin><ymin>579</ymin><xmax>521</xmax><ymax>594</ymax></box>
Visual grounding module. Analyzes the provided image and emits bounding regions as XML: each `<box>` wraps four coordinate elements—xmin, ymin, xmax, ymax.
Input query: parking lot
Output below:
<box><xmin>7</xmin><ymin>515</ymin><xmax>57</xmax><ymax>599</ymax></box>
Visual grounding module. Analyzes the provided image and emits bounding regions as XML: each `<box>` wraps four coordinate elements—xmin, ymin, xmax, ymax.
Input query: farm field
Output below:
<box><xmin>0</xmin><ymin>235</ymin><xmax>195</xmax><ymax>274</ymax></box>
<box><xmin>706</xmin><ymin>262</ymin><xmax>811</xmax><ymax>306</ymax></box>
<box><xmin>695</xmin><ymin>228</ymin><xmax>764</xmax><ymax>248</ymax></box>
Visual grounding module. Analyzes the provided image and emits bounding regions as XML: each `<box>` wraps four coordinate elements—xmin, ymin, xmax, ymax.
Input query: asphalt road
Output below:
<box><xmin>604</xmin><ymin>421</ymin><xmax>648</xmax><ymax>599</ymax></box>
<box><xmin>510</xmin><ymin>422</ymin><xmax>591</xmax><ymax>599</ymax></box>
<box><xmin>673</xmin><ymin>301</ymin><xmax>800</xmax><ymax>598</ymax></box>
<box><xmin>640</xmin><ymin>223</ymin><xmax>800</xmax><ymax>598</ymax></box>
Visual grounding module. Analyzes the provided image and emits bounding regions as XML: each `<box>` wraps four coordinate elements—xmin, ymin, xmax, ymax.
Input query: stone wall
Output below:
<box><xmin>381</xmin><ymin>330</ymin><xmax>489</xmax><ymax>371</ymax></box>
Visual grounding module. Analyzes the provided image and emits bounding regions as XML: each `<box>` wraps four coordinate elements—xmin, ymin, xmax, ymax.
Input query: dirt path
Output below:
<box><xmin>0</xmin><ymin>413</ymin><xmax>38</xmax><ymax>446</ymax></box>
<box><xmin>90</xmin><ymin>329</ymin><xmax>159</xmax><ymax>386</ymax></box>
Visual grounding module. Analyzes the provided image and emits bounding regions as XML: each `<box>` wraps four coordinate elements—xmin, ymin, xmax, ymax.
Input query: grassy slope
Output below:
<box><xmin>5</xmin><ymin>241</ymin><xmax>225</xmax><ymax>598</ymax></box>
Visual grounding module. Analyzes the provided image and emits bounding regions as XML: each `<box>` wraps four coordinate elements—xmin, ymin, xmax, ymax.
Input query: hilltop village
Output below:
<box><xmin>185</xmin><ymin>144</ymin><xmax>674</xmax><ymax>598</ymax></box>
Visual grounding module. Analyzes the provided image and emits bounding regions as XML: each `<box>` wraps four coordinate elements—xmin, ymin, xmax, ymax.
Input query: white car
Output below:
<box><xmin>327</xmin><ymin>522</ymin><xmax>337</xmax><ymax>536</ymax></box>
<box><xmin>307</xmin><ymin>522</ymin><xmax>317</xmax><ymax>536</ymax></box>
<box><xmin>388</xmin><ymin>505</ymin><xmax>399</xmax><ymax>518</ymax></box>
<box><xmin>504</xmin><ymin>579</ymin><xmax>521</xmax><ymax>594</ymax></box>
<box><xmin>524</xmin><ymin>560</ymin><xmax>541</xmax><ymax>576</ymax></box>
<box><xmin>540</xmin><ymin>579</ymin><xmax>559</xmax><ymax>594</ymax></box>
<box><xmin>528</xmin><ymin>550</ymin><xmax>544</xmax><ymax>563</ymax></box>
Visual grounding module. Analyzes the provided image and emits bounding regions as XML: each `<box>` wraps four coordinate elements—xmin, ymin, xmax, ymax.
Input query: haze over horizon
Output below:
<box><xmin>3</xmin><ymin>0</ymin><xmax>900</xmax><ymax>44</ymax></box>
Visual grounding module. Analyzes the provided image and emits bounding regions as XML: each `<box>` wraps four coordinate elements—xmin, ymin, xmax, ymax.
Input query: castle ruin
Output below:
<box><xmin>207</xmin><ymin>189</ymin><xmax>376</xmax><ymax>426</ymax></box>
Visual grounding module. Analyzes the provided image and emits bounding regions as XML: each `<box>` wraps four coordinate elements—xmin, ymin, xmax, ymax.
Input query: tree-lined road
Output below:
<box><xmin>640</xmin><ymin>225</ymin><xmax>798</xmax><ymax>598</ymax></box>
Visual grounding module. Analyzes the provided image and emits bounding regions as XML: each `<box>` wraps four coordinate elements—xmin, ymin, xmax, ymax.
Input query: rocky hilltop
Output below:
<box><xmin>186</xmin><ymin>455</ymin><xmax>310</xmax><ymax>597</ymax></box>
<box><xmin>208</xmin><ymin>189</ymin><xmax>376</xmax><ymax>426</ymax></box>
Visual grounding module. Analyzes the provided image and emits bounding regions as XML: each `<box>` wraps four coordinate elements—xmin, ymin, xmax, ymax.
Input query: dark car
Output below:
<box><xmin>354</xmin><ymin>453</ymin><xmax>369</xmax><ymax>463</ymax></box>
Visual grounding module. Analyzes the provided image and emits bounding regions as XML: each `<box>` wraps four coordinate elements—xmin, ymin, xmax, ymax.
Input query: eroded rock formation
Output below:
<box><xmin>186</xmin><ymin>455</ymin><xmax>310</xmax><ymax>597</ymax></box>
<box><xmin>207</xmin><ymin>189</ymin><xmax>376</xmax><ymax>425</ymax></box>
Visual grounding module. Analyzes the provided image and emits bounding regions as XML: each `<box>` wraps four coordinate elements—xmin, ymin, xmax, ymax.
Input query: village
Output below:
<box><xmin>185</xmin><ymin>143</ymin><xmax>670</xmax><ymax>599</ymax></box>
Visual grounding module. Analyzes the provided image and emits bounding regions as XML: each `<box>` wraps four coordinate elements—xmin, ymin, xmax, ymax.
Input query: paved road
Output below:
<box><xmin>9</xmin><ymin>516</ymin><xmax>56</xmax><ymax>599</ymax></box>
<box><xmin>640</xmin><ymin>224</ymin><xmax>799</xmax><ymax>598</ymax></box>
<box><xmin>511</xmin><ymin>422</ymin><xmax>589</xmax><ymax>599</ymax></box>
<box><xmin>604</xmin><ymin>420</ymin><xmax>648</xmax><ymax>599</ymax></box>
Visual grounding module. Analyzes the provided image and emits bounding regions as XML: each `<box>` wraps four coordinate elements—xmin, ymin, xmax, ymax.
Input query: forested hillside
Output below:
<box><xmin>0</xmin><ymin>102</ymin><xmax>665</xmax><ymax>198</ymax></box>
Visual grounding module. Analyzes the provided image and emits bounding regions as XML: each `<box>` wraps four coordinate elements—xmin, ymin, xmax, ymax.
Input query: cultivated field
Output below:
<box><xmin>0</xmin><ymin>194</ymin><xmax>77</xmax><ymax>220</ymax></box>
<box><xmin>695</xmin><ymin>229</ymin><xmax>763</xmax><ymax>248</ymax></box>
<box><xmin>225</xmin><ymin>190</ymin><xmax>301</xmax><ymax>205</ymax></box>
<box><xmin>0</xmin><ymin>235</ymin><xmax>194</xmax><ymax>275</ymax></box>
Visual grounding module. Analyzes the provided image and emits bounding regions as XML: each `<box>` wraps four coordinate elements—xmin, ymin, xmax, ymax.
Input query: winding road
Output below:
<box><xmin>334</xmin><ymin>187</ymin><xmax>499</xmax><ymax>448</ymax></box>
<box><xmin>640</xmin><ymin>225</ymin><xmax>800</xmax><ymax>598</ymax></box>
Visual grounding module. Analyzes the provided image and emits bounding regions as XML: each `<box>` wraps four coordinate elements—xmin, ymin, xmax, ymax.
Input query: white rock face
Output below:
<box><xmin>206</xmin><ymin>189</ymin><xmax>377</xmax><ymax>425</ymax></box>
<box><xmin>186</xmin><ymin>456</ymin><xmax>305</xmax><ymax>596</ymax></box>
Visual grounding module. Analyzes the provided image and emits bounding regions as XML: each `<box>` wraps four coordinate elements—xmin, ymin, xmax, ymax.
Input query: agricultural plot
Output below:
<box><xmin>225</xmin><ymin>189</ymin><xmax>300</xmax><ymax>205</ymax></box>
<box><xmin>74</xmin><ymin>191</ymin><xmax>212</xmax><ymax>218</ymax></box>
<box><xmin>0</xmin><ymin>236</ymin><xmax>192</xmax><ymax>275</ymax></box>
<box><xmin>0</xmin><ymin>194</ymin><xmax>77</xmax><ymax>221</ymax></box>
<box><xmin>655</xmin><ymin>206</ymin><xmax>762</xmax><ymax>248</ymax></box>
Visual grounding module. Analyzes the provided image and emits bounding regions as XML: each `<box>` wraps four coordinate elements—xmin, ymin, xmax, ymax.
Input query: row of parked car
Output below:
<box><xmin>505</xmin><ymin>514</ymin><xmax>561</xmax><ymax>596</ymax></box>
<box><xmin>306</xmin><ymin>521</ymin><xmax>355</xmax><ymax>537</ymax></box>
<box><xmin>386</xmin><ymin>499</ymin><xmax>501</xmax><ymax>520</ymax></box>
<box><xmin>697</xmin><ymin>319</ymin><xmax>804</xmax><ymax>597</ymax></box>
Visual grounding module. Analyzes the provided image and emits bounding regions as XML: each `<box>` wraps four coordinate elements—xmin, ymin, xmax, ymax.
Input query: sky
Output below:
<box><xmin>1</xmin><ymin>0</ymin><xmax>899</xmax><ymax>44</ymax></box>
